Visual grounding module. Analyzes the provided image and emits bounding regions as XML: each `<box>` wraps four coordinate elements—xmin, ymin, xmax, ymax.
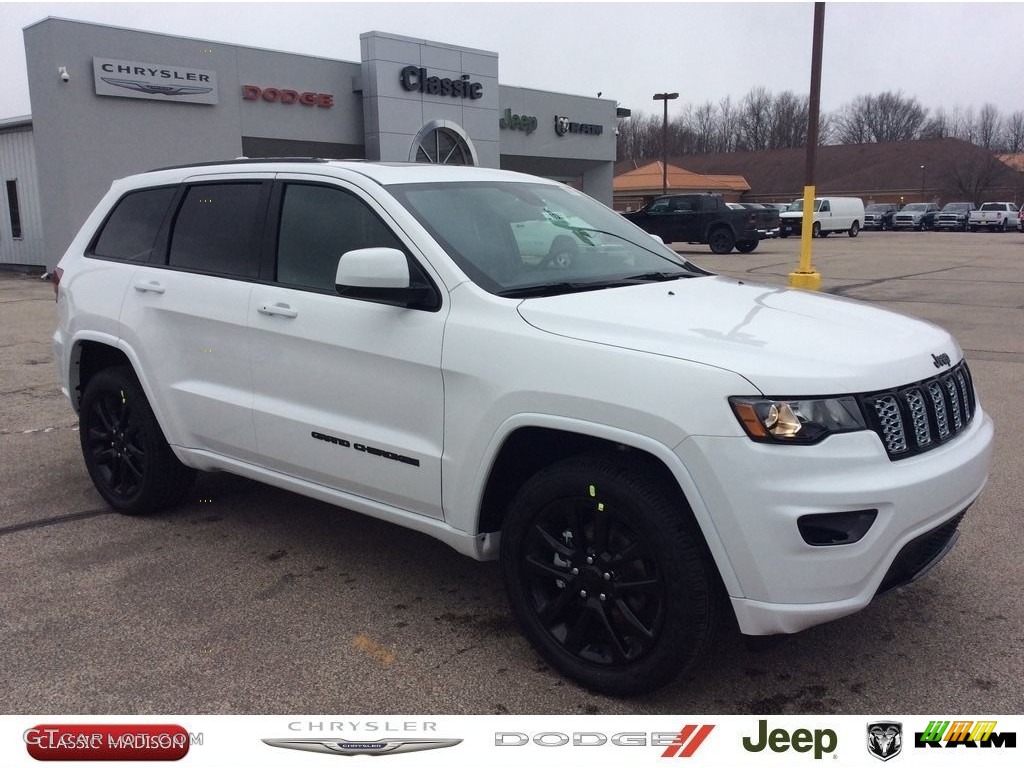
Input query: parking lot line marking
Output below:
<box><xmin>0</xmin><ymin>424</ymin><xmax>79</xmax><ymax>436</ymax></box>
<box><xmin>0</xmin><ymin>507</ymin><xmax>114</xmax><ymax>537</ymax></box>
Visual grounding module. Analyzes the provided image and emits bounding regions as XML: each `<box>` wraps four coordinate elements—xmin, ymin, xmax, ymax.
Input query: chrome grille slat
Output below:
<box><xmin>863</xmin><ymin>361</ymin><xmax>976</xmax><ymax>460</ymax></box>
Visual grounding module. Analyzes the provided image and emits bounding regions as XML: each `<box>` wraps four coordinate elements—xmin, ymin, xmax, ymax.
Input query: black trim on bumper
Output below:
<box><xmin>876</xmin><ymin>506</ymin><xmax>970</xmax><ymax>595</ymax></box>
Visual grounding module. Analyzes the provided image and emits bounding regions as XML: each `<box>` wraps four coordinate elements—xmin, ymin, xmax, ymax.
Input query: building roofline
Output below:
<box><xmin>0</xmin><ymin>114</ymin><xmax>32</xmax><ymax>130</ymax></box>
<box><xmin>22</xmin><ymin>16</ymin><xmax>360</xmax><ymax>67</ymax></box>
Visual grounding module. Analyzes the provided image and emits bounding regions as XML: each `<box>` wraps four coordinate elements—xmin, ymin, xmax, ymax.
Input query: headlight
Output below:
<box><xmin>729</xmin><ymin>396</ymin><xmax>866</xmax><ymax>444</ymax></box>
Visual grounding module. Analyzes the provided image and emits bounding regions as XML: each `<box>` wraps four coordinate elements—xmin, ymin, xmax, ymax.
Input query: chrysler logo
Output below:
<box><xmin>100</xmin><ymin>77</ymin><xmax>213</xmax><ymax>97</ymax></box>
<box><xmin>262</xmin><ymin>738</ymin><xmax>462</xmax><ymax>756</ymax></box>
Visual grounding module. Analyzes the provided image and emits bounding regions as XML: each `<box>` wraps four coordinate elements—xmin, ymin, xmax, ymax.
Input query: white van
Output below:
<box><xmin>779</xmin><ymin>196</ymin><xmax>865</xmax><ymax>238</ymax></box>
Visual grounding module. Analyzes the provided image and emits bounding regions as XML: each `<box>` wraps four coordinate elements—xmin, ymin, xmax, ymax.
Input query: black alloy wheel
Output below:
<box><xmin>80</xmin><ymin>366</ymin><xmax>195</xmax><ymax>514</ymax></box>
<box><xmin>501</xmin><ymin>455</ymin><xmax>720</xmax><ymax>695</ymax></box>
<box><xmin>707</xmin><ymin>227</ymin><xmax>735</xmax><ymax>254</ymax></box>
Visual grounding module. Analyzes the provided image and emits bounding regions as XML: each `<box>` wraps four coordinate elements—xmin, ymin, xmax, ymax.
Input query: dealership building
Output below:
<box><xmin>0</xmin><ymin>17</ymin><xmax>619</xmax><ymax>270</ymax></box>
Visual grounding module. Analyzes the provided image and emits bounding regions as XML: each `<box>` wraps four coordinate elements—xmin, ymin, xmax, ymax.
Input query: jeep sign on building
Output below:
<box><xmin>13</xmin><ymin>19</ymin><xmax>616</xmax><ymax>270</ymax></box>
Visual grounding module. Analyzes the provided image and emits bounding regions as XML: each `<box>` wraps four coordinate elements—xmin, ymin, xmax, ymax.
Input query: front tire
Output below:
<box><xmin>811</xmin><ymin>222</ymin><xmax>821</xmax><ymax>238</ymax></box>
<box><xmin>79</xmin><ymin>366</ymin><xmax>196</xmax><ymax>515</ymax></box>
<box><xmin>707</xmin><ymin>227</ymin><xmax>735</xmax><ymax>254</ymax></box>
<box><xmin>500</xmin><ymin>455</ymin><xmax>720</xmax><ymax>696</ymax></box>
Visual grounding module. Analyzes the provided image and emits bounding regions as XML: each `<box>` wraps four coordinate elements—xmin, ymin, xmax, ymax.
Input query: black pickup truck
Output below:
<box><xmin>623</xmin><ymin>194</ymin><xmax>765</xmax><ymax>254</ymax></box>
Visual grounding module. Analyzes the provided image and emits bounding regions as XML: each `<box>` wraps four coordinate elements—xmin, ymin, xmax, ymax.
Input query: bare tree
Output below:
<box><xmin>833</xmin><ymin>91</ymin><xmax>927</xmax><ymax>143</ymax></box>
<box><xmin>739</xmin><ymin>86</ymin><xmax>773</xmax><ymax>150</ymax></box>
<box><xmin>977</xmin><ymin>103</ymin><xmax>1002</xmax><ymax>150</ymax></box>
<box><xmin>1003</xmin><ymin>111</ymin><xmax>1024</xmax><ymax>153</ymax></box>
<box><xmin>770</xmin><ymin>91</ymin><xmax>810</xmax><ymax>148</ymax></box>
<box><xmin>945</xmin><ymin>151</ymin><xmax>1008</xmax><ymax>204</ymax></box>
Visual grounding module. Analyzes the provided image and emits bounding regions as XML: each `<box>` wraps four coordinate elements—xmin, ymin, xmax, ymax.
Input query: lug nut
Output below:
<box><xmin>603</xmin><ymin>572</ymin><xmax>611</xmax><ymax>580</ymax></box>
<box><xmin>586</xmin><ymin>556</ymin><xmax>594</xmax><ymax>565</ymax></box>
<box><xmin>599</xmin><ymin>593</ymin><xmax>606</xmax><ymax>601</ymax></box>
<box><xmin>579</xmin><ymin>590</ymin><xmax>588</xmax><ymax>598</ymax></box>
<box><xmin>570</xmin><ymin>568</ymin><xmax>579</xmax><ymax>576</ymax></box>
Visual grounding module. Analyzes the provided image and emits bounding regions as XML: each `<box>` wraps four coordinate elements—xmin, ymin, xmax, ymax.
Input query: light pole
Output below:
<box><xmin>920</xmin><ymin>164</ymin><xmax>926</xmax><ymax>202</ymax></box>
<box><xmin>653</xmin><ymin>92</ymin><xmax>678</xmax><ymax>195</ymax></box>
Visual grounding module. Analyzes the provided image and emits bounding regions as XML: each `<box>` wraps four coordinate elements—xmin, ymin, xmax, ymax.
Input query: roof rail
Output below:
<box><xmin>147</xmin><ymin>157</ymin><xmax>350</xmax><ymax>172</ymax></box>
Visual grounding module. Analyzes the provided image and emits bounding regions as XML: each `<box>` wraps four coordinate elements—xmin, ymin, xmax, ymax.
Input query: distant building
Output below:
<box><xmin>617</xmin><ymin>138</ymin><xmax>1024</xmax><ymax>210</ymax></box>
<box><xmin>612</xmin><ymin>161</ymin><xmax>748</xmax><ymax>211</ymax></box>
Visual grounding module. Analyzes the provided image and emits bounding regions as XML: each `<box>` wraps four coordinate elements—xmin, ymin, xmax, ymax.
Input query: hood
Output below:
<box><xmin>517</xmin><ymin>276</ymin><xmax>960</xmax><ymax>395</ymax></box>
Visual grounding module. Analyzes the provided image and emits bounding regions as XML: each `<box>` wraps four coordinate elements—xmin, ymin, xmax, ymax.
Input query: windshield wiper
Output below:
<box><xmin>624</xmin><ymin>271</ymin><xmax>699</xmax><ymax>282</ymax></box>
<box><xmin>496</xmin><ymin>272</ymin><xmax>699</xmax><ymax>298</ymax></box>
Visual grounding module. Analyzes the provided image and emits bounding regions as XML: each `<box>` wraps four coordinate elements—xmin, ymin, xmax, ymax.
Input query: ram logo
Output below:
<box><xmin>867</xmin><ymin>722</ymin><xmax>902</xmax><ymax>761</ymax></box>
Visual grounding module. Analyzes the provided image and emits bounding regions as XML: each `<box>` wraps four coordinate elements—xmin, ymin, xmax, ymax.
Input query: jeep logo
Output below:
<box><xmin>742</xmin><ymin>720</ymin><xmax>837</xmax><ymax>759</ymax></box>
<box><xmin>932</xmin><ymin>353</ymin><xmax>952</xmax><ymax>368</ymax></box>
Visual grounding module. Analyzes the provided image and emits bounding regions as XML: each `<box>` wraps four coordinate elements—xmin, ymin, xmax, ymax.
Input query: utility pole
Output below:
<box><xmin>653</xmin><ymin>92</ymin><xmax>678</xmax><ymax>195</ymax></box>
<box><xmin>789</xmin><ymin>2</ymin><xmax>825</xmax><ymax>291</ymax></box>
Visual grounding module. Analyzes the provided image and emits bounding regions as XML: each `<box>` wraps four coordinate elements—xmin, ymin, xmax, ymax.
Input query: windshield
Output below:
<box><xmin>785</xmin><ymin>199</ymin><xmax>826</xmax><ymax>212</ymax></box>
<box><xmin>866</xmin><ymin>204</ymin><xmax>890</xmax><ymax>212</ymax></box>
<box><xmin>942</xmin><ymin>203</ymin><xmax>972</xmax><ymax>211</ymax></box>
<box><xmin>902</xmin><ymin>203</ymin><xmax>927</xmax><ymax>211</ymax></box>
<box><xmin>387</xmin><ymin>180</ymin><xmax>706</xmax><ymax>296</ymax></box>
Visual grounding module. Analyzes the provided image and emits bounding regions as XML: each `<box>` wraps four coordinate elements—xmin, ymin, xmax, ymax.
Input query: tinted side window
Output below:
<box><xmin>92</xmin><ymin>187</ymin><xmax>175</xmax><ymax>261</ymax></box>
<box><xmin>168</xmin><ymin>183</ymin><xmax>264</xmax><ymax>278</ymax></box>
<box><xmin>276</xmin><ymin>184</ymin><xmax>404</xmax><ymax>292</ymax></box>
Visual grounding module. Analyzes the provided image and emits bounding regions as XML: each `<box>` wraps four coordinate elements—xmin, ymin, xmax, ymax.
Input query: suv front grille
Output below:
<box><xmin>860</xmin><ymin>361</ymin><xmax>975</xmax><ymax>460</ymax></box>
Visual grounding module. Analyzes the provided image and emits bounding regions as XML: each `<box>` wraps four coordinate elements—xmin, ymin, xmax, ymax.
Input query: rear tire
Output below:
<box><xmin>500</xmin><ymin>455</ymin><xmax>721</xmax><ymax>696</ymax></box>
<box><xmin>848</xmin><ymin>221</ymin><xmax>860</xmax><ymax>237</ymax></box>
<box><xmin>79</xmin><ymin>366</ymin><xmax>196</xmax><ymax>515</ymax></box>
<box><xmin>734</xmin><ymin>239</ymin><xmax>758</xmax><ymax>254</ymax></box>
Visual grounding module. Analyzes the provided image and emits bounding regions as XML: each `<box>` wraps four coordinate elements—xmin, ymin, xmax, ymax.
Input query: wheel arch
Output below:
<box><xmin>474</xmin><ymin>421</ymin><xmax>742</xmax><ymax>597</ymax></box>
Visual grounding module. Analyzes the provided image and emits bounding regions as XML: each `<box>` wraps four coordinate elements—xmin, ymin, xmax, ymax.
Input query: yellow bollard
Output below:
<box><xmin>788</xmin><ymin>184</ymin><xmax>822</xmax><ymax>290</ymax></box>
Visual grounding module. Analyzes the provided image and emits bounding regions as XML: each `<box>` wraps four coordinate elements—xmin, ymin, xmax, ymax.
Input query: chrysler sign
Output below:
<box><xmin>93</xmin><ymin>58</ymin><xmax>219</xmax><ymax>104</ymax></box>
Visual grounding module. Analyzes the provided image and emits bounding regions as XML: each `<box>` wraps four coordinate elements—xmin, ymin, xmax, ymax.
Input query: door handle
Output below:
<box><xmin>133</xmin><ymin>280</ymin><xmax>165</xmax><ymax>294</ymax></box>
<box><xmin>258</xmin><ymin>303</ymin><xmax>298</xmax><ymax>319</ymax></box>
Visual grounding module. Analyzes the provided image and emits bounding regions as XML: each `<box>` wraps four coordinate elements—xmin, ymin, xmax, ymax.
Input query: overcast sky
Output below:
<box><xmin>2</xmin><ymin>1</ymin><xmax>1022</xmax><ymax>121</ymax></box>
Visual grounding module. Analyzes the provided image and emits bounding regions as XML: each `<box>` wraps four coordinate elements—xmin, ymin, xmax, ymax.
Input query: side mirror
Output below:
<box><xmin>335</xmin><ymin>247</ymin><xmax>437</xmax><ymax>310</ymax></box>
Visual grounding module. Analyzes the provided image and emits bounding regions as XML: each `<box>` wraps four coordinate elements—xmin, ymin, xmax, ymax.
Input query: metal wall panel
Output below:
<box><xmin>0</xmin><ymin>125</ymin><xmax>45</xmax><ymax>266</ymax></box>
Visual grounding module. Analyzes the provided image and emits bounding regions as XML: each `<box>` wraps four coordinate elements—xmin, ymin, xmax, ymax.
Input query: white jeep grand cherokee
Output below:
<box><xmin>52</xmin><ymin>159</ymin><xmax>993</xmax><ymax>695</ymax></box>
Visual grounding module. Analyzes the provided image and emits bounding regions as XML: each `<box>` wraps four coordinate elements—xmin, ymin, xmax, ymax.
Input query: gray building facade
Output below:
<box><xmin>13</xmin><ymin>18</ymin><xmax>617</xmax><ymax>270</ymax></box>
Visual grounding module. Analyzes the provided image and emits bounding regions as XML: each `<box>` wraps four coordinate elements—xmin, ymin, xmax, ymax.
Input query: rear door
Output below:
<box><xmin>119</xmin><ymin>175</ymin><xmax>271</xmax><ymax>459</ymax></box>
<box><xmin>248</xmin><ymin>175</ymin><xmax>447</xmax><ymax>518</ymax></box>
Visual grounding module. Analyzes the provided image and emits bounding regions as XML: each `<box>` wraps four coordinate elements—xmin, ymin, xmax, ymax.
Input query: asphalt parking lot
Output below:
<box><xmin>1</xmin><ymin>229</ymin><xmax>1022</xmax><ymax>715</ymax></box>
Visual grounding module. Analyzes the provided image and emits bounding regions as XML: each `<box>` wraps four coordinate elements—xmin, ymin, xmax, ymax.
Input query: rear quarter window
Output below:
<box><xmin>90</xmin><ymin>187</ymin><xmax>176</xmax><ymax>261</ymax></box>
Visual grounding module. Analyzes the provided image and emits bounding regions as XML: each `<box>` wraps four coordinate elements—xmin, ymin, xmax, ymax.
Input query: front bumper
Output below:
<box><xmin>675</xmin><ymin>408</ymin><xmax>993</xmax><ymax>635</ymax></box>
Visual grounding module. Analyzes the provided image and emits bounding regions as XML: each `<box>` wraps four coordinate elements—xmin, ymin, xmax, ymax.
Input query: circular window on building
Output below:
<box><xmin>409</xmin><ymin>120</ymin><xmax>478</xmax><ymax>166</ymax></box>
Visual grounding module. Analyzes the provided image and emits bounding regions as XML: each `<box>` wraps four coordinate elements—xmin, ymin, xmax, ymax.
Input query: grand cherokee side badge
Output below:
<box><xmin>932</xmin><ymin>352</ymin><xmax>952</xmax><ymax>368</ymax></box>
<box><xmin>262</xmin><ymin>738</ymin><xmax>462</xmax><ymax>756</ymax></box>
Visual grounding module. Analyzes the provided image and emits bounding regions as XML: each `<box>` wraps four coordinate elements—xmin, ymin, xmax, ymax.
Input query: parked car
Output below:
<box><xmin>863</xmin><ymin>203</ymin><xmax>897</xmax><ymax>231</ymax></box>
<box><xmin>738</xmin><ymin>203</ymin><xmax>781</xmax><ymax>239</ymax></box>
<box><xmin>52</xmin><ymin>159</ymin><xmax>993</xmax><ymax>696</ymax></box>
<box><xmin>1019</xmin><ymin>207</ymin><xmax>1024</xmax><ymax>232</ymax></box>
<box><xmin>934</xmin><ymin>202</ymin><xmax>976</xmax><ymax>232</ymax></box>
<box><xmin>624</xmin><ymin>193</ymin><xmax>763</xmax><ymax>253</ymax></box>
<box><xmin>969</xmin><ymin>202</ymin><xmax>1020</xmax><ymax>232</ymax></box>
<box><xmin>778</xmin><ymin>196</ymin><xmax>865</xmax><ymax>238</ymax></box>
<box><xmin>892</xmin><ymin>202</ymin><xmax>940</xmax><ymax>231</ymax></box>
